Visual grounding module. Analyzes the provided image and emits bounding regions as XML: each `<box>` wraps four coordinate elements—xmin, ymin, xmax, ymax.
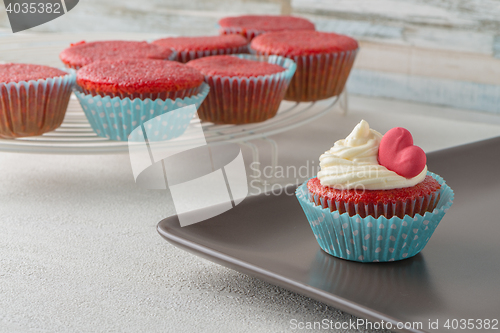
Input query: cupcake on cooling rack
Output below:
<box><xmin>186</xmin><ymin>54</ymin><xmax>295</xmax><ymax>124</ymax></box>
<box><xmin>74</xmin><ymin>59</ymin><xmax>209</xmax><ymax>141</ymax></box>
<box><xmin>59</xmin><ymin>40</ymin><xmax>175</xmax><ymax>69</ymax></box>
<box><xmin>0</xmin><ymin>63</ymin><xmax>75</xmax><ymax>139</ymax></box>
<box><xmin>295</xmin><ymin>120</ymin><xmax>454</xmax><ymax>262</ymax></box>
<box><xmin>219</xmin><ymin>15</ymin><xmax>315</xmax><ymax>40</ymax></box>
<box><xmin>152</xmin><ymin>35</ymin><xmax>248</xmax><ymax>63</ymax></box>
<box><xmin>251</xmin><ymin>30</ymin><xmax>358</xmax><ymax>102</ymax></box>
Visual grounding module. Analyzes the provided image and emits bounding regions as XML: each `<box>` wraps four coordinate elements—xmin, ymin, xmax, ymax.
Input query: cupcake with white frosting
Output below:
<box><xmin>295</xmin><ymin>120</ymin><xmax>454</xmax><ymax>262</ymax></box>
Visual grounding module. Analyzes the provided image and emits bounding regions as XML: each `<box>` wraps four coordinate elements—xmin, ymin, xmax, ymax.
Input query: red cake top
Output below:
<box><xmin>251</xmin><ymin>30</ymin><xmax>358</xmax><ymax>56</ymax></box>
<box><xmin>186</xmin><ymin>55</ymin><xmax>285</xmax><ymax>78</ymax></box>
<box><xmin>153</xmin><ymin>35</ymin><xmax>248</xmax><ymax>52</ymax></box>
<box><xmin>219</xmin><ymin>15</ymin><xmax>315</xmax><ymax>32</ymax></box>
<box><xmin>307</xmin><ymin>176</ymin><xmax>440</xmax><ymax>205</ymax></box>
<box><xmin>77</xmin><ymin>59</ymin><xmax>204</xmax><ymax>95</ymax></box>
<box><xmin>59</xmin><ymin>40</ymin><xmax>174</xmax><ymax>68</ymax></box>
<box><xmin>0</xmin><ymin>63</ymin><xmax>67</xmax><ymax>83</ymax></box>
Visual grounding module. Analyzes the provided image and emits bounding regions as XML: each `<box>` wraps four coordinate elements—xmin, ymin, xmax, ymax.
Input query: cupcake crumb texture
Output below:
<box><xmin>59</xmin><ymin>40</ymin><xmax>174</xmax><ymax>68</ymax></box>
<box><xmin>251</xmin><ymin>30</ymin><xmax>359</xmax><ymax>56</ymax></box>
<box><xmin>219</xmin><ymin>15</ymin><xmax>315</xmax><ymax>32</ymax></box>
<box><xmin>153</xmin><ymin>35</ymin><xmax>248</xmax><ymax>52</ymax></box>
<box><xmin>76</xmin><ymin>59</ymin><xmax>204</xmax><ymax>96</ymax></box>
<box><xmin>0</xmin><ymin>63</ymin><xmax>67</xmax><ymax>83</ymax></box>
<box><xmin>186</xmin><ymin>55</ymin><xmax>285</xmax><ymax>78</ymax></box>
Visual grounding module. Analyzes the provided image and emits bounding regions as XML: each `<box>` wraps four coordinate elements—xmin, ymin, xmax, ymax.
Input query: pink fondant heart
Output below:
<box><xmin>378</xmin><ymin>127</ymin><xmax>426</xmax><ymax>178</ymax></box>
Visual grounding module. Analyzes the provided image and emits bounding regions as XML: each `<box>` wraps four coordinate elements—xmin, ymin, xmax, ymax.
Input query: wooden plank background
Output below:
<box><xmin>1</xmin><ymin>0</ymin><xmax>500</xmax><ymax>113</ymax></box>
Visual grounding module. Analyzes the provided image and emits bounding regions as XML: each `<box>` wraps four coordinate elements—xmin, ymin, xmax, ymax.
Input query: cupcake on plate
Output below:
<box><xmin>186</xmin><ymin>54</ymin><xmax>295</xmax><ymax>124</ymax></box>
<box><xmin>0</xmin><ymin>63</ymin><xmax>75</xmax><ymax>139</ymax></box>
<box><xmin>251</xmin><ymin>30</ymin><xmax>358</xmax><ymax>102</ymax></box>
<box><xmin>152</xmin><ymin>35</ymin><xmax>248</xmax><ymax>63</ymax></box>
<box><xmin>75</xmin><ymin>59</ymin><xmax>209</xmax><ymax>141</ymax></box>
<box><xmin>295</xmin><ymin>120</ymin><xmax>454</xmax><ymax>262</ymax></box>
<box><xmin>219</xmin><ymin>15</ymin><xmax>315</xmax><ymax>41</ymax></box>
<box><xmin>59</xmin><ymin>40</ymin><xmax>175</xmax><ymax>69</ymax></box>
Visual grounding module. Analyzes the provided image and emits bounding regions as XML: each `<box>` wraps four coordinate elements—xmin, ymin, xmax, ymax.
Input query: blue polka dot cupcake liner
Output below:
<box><xmin>295</xmin><ymin>172</ymin><xmax>454</xmax><ymax>263</ymax></box>
<box><xmin>74</xmin><ymin>83</ymin><xmax>209</xmax><ymax>142</ymax></box>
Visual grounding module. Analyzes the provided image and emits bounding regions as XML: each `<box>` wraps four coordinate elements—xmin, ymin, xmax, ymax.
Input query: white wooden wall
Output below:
<box><xmin>1</xmin><ymin>0</ymin><xmax>499</xmax><ymax>113</ymax></box>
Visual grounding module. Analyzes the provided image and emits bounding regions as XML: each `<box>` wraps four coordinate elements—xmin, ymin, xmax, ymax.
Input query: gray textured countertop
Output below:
<box><xmin>1</xmin><ymin>92</ymin><xmax>500</xmax><ymax>332</ymax></box>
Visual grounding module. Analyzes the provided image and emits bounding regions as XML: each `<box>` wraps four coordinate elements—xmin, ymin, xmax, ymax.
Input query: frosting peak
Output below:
<box><xmin>317</xmin><ymin>120</ymin><xmax>427</xmax><ymax>190</ymax></box>
<box><xmin>344</xmin><ymin>119</ymin><xmax>371</xmax><ymax>147</ymax></box>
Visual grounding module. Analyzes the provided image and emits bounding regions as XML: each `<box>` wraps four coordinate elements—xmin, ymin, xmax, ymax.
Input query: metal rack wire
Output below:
<box><xmin>0</xmin><ymin>93</ymin><xmax>344</xmax><ymax>178</ymax></box>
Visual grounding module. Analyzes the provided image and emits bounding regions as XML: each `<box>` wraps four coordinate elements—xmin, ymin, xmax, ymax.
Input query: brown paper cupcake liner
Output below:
<box><xmin>0</xmin><ymin>69</ymin><xmax>75</xmax><ymax>139</ymax></box>
<box><xmin>251</xmin><ymin>48</ymin><xmax>358</xmax><ymax>102</ymax></box>
<box><xmin>175</xmin><ymin>45</ymin><xmax>248</xmax><ymax>63</ymax></box>
<box><xmin>196</xmin><ymin>54</ymin><xmax>296</xmax><ymax>124</ymax></box>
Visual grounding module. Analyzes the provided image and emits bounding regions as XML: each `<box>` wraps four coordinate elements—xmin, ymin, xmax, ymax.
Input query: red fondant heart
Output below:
<box><xmin>378</xmin><ymin>127</ymin><xmax>426</xmax><ymax>178</ymax></box>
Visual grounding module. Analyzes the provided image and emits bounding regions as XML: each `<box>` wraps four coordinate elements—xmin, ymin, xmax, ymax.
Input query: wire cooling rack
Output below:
<box><xmin>0</xmin><ymin>32</ymin><xmax>346</xmax><ymax>178</ymax></box>
<box><xmin>0</xmin><ymin>94</ymin><xmax>342</xmax><ymax>154</ymax></box>
<box><xmin>0</xmin><ymin>94</ymin><xmax>343</xmax><ymax>180</ymax></box>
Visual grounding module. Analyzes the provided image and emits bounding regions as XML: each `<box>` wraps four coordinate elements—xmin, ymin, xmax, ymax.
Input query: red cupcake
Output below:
<box><xmin>0</xmin><ymin>63</ymin><xmax>75</xmax><ymax>138</ymax></box>
<box><xmin>152</xmin><ymin>35</ymin><xmax>248</xmax><ymax>63</ymax></box>
<box><xmin>307</xmin><ymin>176</ymin><xmax>441</xmax><ymax>219</ymax></box>
<box><xmin>59</xmin><ymin>40</ymin><xmax>175</xmax><ymax>69</ymax></box>
<box><xmin>295</xmin><ymin>120</ymin><xmax>454</xmax><ymax>262</ymax></box>
<box><xmin>74</xmin><ymin>59</ymin><xmax>208</xmax><ymax>141</ymax></box>
<box><xmin>251</xmin><ymin>30</ymin><xmax>358</xmax><ymax>101</ymax></box>
<box><xmin>76</xmin><ymin>59</ymin><xmax>204</xmax><ymax>100</ymax></box>
<box><xmin>219</xmin><ymin>15</ymin><xmax>315</xmax><ymax>40</ymax></box>
<box><xmin>308</xmin><ymin>120</ymin><xmax>440</xmax><ymax>218</ymax></box>
<box><xmin>186</xmin><ymin>54</ymin><xmax>296</xmax><ymax>124</ymax></box>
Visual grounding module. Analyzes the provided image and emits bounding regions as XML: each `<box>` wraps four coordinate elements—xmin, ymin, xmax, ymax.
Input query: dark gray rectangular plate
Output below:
<box><xmin>157</xmin><ymin>137</ymin><xmax>500</xmax><ymax>333</ymax></box>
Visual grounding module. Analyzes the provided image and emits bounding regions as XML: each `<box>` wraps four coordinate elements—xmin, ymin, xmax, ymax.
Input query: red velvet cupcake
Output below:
<box><xmin>251</xmin><ymin>30</ymin><xmax>358</xmax><ymax>101</ymax></box>
<box><xmin>0</xmin><ymin>63</ymin><xmax>75</xmax><ymax>138</ymax></box>
<box><xmin>309</xmin><ymin>120</ymin><xmax>440</xmax><ymax>218</ymax></box>
<box><xmin>59</xmin><ymin>40</ymin><xmax>175</xmax><ymax>69</ymax></box>
<box><xmin>219</xmin><ymin>15</ymin><xmax>315</xmax><ymax>40</ymax></box>
<box><xmin>76</xmin><ymin>59</ymin><xmax>204</xmax><ymax>100</ymax></box>
<box><xmin>307</xmin><ymin>176</ymin><xmax>441</xmax><ymax>219</ymax></box>
<box><xmin>153</xmin><ymin>35</ymin><xmax>248</xmax><ymax>63</ymax></box>
<box><xmin>74</xmin><ymin>59</ymin><xmax>208</xmax><ymax>141</ymax></box>
<box><xmin>186</xmin><ymin>54</ymin><xmax>296</xmax><ymax>124</ymax></box>
<box><xmin>295</xmin><ymin>120</ymin><xmax>454</xmax><ymax>262</ymax></box>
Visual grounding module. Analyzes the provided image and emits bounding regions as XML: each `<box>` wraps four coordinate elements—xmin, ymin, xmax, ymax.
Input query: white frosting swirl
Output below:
<box><xmin>317</xmin><ymin>120</ymin><xmax>427</xmax><ymax>190</ymax></box>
